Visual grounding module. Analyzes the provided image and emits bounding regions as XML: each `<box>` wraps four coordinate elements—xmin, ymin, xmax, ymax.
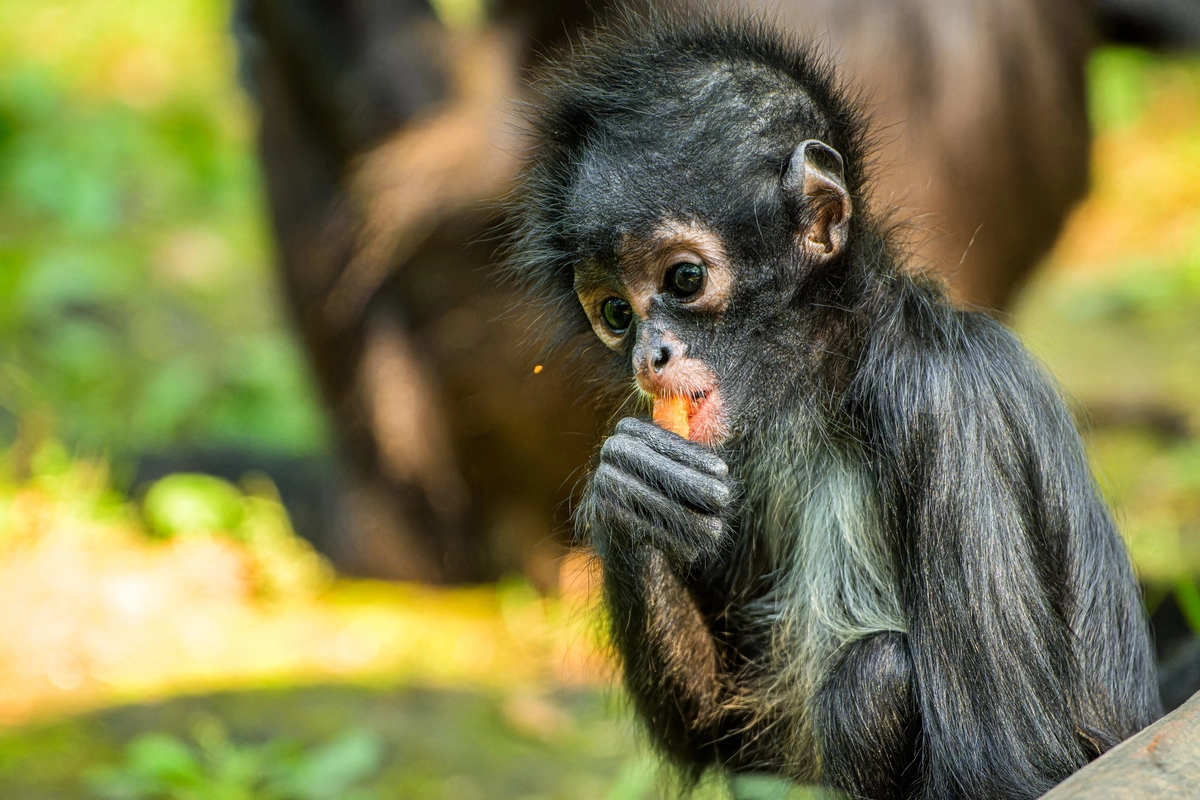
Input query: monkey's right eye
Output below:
<box><xmin>601</xmin><ymin>298</ymin><xmax>633</xmax><ymax>335</ymax></box>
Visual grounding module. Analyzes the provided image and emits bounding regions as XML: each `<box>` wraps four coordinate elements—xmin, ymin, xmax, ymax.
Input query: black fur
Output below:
<box><xmin>504</xmin><ymin>12</ymin><xmax>1161</xmax><ymax>799</ymax></box>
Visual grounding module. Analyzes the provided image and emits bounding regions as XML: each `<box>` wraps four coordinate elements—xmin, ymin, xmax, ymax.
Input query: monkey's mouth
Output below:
<box><xmin>686</xmin><ymin>387</ymin><xmax>729</xmax><ymax>446</ymax></box>
<box><xmin>648</xmin><ymin>385</ymin><xmax>726</xmax><ymax>444</ymax></box>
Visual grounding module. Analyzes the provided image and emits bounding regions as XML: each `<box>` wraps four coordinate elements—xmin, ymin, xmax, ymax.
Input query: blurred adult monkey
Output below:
<box><xmin>238</xmin><ymin>0</ymin><xmax>1199</xmax><ymax>582</ymax></box>
<box><xmin>726</xmin><ymin>0</ymin><xmax>1094</xmax><ymax>307</ymax></box>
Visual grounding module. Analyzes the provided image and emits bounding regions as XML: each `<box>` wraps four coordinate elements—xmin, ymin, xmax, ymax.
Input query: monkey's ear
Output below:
<box><xmin>782</xmin><ymin>140</ymin><xmax>851</xmax><ymax>261</ymax></box>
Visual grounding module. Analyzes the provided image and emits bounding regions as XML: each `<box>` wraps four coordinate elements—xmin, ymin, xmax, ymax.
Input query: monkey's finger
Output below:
<box><xmin>599</xmin><ymin>504</ymin><xmax>706</xmax><ymax>565</ymax></box>
<box><xmin>594</xmin><ymin>463</ymin><xmax>724</xmax><ymax>545</ymax></box>
<box><xmin>601</xmin><ymin>433</ymin><xmax>731</xmax><ymax>514</ymax></box>
<box><xmin>614</xmin><ymin>417</ymin><xmax>729</xmax><ymax>478</ymax></box>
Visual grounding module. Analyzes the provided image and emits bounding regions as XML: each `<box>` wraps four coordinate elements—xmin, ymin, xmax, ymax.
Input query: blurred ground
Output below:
<box><xmin>0</xmin><ymin>452</ymin><xmax>610</xmax><ymax>728</ymax></box>
<box><xmin>1</xmin><ymin>687</ymin><xmax>643</xmax><ymax>800</ymax></box>
<box><xmin>0</xmin><ymin>1</ymin><xmax>1198</xmax><ymax>798</ymax></box>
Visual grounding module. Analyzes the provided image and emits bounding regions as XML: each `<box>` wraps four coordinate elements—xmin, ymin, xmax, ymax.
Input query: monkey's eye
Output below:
<box><xmin>665</xmin><ymin>262</ymin><xmax>705</xmax><ymax>299</ymax></box>
<box><xmin>601</xmin><ymin>297</ymin><xmax>633</xmax><ymax>335</ymax></box>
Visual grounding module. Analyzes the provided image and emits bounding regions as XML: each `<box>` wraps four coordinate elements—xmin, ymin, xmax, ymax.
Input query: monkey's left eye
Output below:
<box><xmin>665</xmin><ymin>262</ymin><xmax>705</xmax><ymax>299</ymax></box>
<box><xmin>601</xmin><ymin>297</ymin><xmax>633</xmax><ymax>335</ymax></box>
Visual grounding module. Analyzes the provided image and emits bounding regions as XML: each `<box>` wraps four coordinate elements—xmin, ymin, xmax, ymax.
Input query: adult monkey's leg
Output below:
<box><xmin>244</xmin><ymin>0</ymin><xmax>551</xmax><ymax>581</ymax></box>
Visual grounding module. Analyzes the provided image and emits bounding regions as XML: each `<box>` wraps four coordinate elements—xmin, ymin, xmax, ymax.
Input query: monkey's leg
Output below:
<box><xmin>604</xmin><ymin>546</ymin><xmax>735</xmax><ymax>769</ymax></box>
<box><xmin>814</xmin><ymin>631</ymin><xmax>917</xmax><ymax>800</ymax></box>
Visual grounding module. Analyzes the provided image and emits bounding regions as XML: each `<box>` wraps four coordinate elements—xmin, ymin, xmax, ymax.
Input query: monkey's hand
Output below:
<box><xmin>580</xmin><ymin>417</ymin><xmax>733</xmax><ymax>568</ymax></box>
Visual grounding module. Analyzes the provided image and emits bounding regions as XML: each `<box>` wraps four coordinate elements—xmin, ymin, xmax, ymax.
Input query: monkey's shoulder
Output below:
<box><xmin>852</xmin><ymin>275</ymin><xmax>1071</xmax><ymax>433</ymax></box>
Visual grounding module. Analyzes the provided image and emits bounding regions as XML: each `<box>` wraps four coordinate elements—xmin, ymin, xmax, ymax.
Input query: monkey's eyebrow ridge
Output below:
<box><xmin>573</xmin><ymin>260</ymin><xmax>619</xmax><ymax>295</ymax></box>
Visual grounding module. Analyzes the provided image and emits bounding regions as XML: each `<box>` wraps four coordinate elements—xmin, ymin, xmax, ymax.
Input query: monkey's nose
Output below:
<box><xmin>634</xmin><ymin>327</ymin><xmax>684</xmax><ymax>387</ymax></box>
<box><xmin>652</xmin><ymin>345</ymin><xmax>671</xmax><ymax>373</ymax></box>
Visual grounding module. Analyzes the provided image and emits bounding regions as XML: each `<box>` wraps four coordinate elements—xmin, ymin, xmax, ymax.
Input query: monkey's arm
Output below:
<box><xmin>854</xmin><ymin>285</ymin><xmax>1156</xmax><ymax>799</ymax></box>
<box><xmin>601</xmin><ymin>545</ymin><xmax>732</xmax><ymax>767</ymax></box>
<box><xmin>578</xmin><ymin>417</ymin><xmax>737</xmax><ymax>767</ymax></box>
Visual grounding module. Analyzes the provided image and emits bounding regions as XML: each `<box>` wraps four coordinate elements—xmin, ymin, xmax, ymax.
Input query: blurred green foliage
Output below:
<box><xmin>0</xmin><ymin>687</ymin><xmax>825</xmax><ymax>800</ymax></box>
<box><xmin>143</xmin><ymin>474</ymin><xmax>246</xmax><ymax>539</ymax></box>
<box><xmin>1013</xmin><ymin>46</ymin><xmax>1200</xmax><ymax>586</ymax></box>
<box><xmin>1089</xmin><ymin>48</ymin><xmax>1162</xmax><ymax>129</ymax></box>
<box><xmin>86</xmin><ymin>721</ymin><xmax>383</xmax><ymax>800</ymax></box>
<box><xmin>0</xmin><ymin>0</ymin><xmax>326</xmax><ymax>457</ymax></box>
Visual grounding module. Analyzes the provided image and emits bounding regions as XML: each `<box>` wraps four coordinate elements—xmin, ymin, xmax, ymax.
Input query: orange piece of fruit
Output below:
<box><xmin>652</xmin><ymin>394</ymin><xmax>690</xmax><ymax>439</ymax></box>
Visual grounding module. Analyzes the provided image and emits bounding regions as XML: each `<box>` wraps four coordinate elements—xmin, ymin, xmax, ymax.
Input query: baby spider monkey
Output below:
<box><xmin>505</xmin><ymin>13</ymin><xmax>1161</xmax><ymax>800</ymax></box>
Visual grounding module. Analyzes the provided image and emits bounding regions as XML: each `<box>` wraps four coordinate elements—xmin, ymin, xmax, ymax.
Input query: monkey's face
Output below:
<box><xmin>569</xmin><ymin>139</ymin><xmax>853</xmax><ymax>448</ymax></box>
<box><xmin>574</xmin><ymin>219</ymin><xmax>736</xmax><ymax>445</ymax></box>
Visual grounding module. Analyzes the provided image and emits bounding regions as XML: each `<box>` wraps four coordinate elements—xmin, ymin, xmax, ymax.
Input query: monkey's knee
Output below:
<box><xmin>815</xmin><ymin>631</ymin><xmax>917</xmax><ymax>800</ymax></box>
